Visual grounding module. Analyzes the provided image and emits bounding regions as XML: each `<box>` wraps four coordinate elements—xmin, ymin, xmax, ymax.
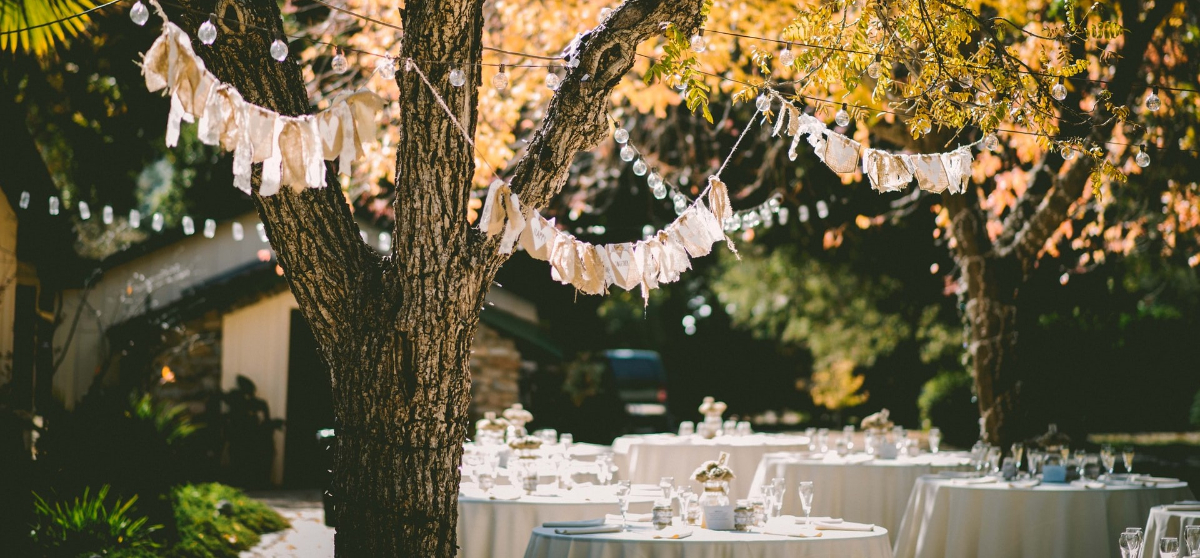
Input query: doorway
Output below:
<box><xmin>282</xmin><ymin>310</ymin><xmax>334</xmax><ymax>487</ymax></box>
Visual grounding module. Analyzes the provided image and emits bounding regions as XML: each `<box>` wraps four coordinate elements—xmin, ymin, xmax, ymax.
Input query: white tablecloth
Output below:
<box><xmin>611</xmin><ymin>433</ymin><xmax>810</xmax><ymax>498</ymax></box>
<box><xmin>456</xmin><ymin>484</ymin><xmax>655</xmax><ymax>558</ymax></box>
<box><xmin>749</xmin><ymin>452</ymin><xmax>973</xmax><ymax>537</ymax></box>
<box><xmin>1143</xmin><ymin>502</ymin><xmax>1200</xmax><ymax>558</ymax></box>
<box><xmin>893</xmin><ymin>475</ymin><xmax>1195</xmax><ymax>558</ymax></box>
<box><xmin>523</xmin><ymin>521</ymin><xmax>893</xmax><ymax>558</ymax></box>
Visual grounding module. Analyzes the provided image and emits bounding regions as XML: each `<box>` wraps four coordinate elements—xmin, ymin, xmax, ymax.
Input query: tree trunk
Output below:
<box><xmin>170</xmin><ymin>0</ymin><xmax>703</xmax><ymax>555</ymax></box>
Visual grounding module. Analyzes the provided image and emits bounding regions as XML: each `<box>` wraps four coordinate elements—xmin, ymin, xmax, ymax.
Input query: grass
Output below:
<box><xmin>166</xmin><ymin>483</ymin><xmax>290</xmax><ymax>558</ymax></box>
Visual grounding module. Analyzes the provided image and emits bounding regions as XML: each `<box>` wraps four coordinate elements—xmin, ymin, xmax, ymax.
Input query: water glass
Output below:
<box><xmin>928</xmin><ymin>428</ymin><xmax>942</xmax><ymax>453</ymax></box>
<box><xmin>1122</xmin><ymin>446</ymin><xmax>1135</xmax><ymax>474</ymax></box>
<box><xmin>596</xmin><ymin>454</ymin><xmax>614</xmax><ymax>485</ymax></box>
<box><xmin>559</xmin><ymin>433</ymin><xmax>573</xmax><ymax>453</ymax></box>
<box><xmin>1161</xmin><ymin>537</ymin><xmax>1180</xmax><ymax>558</ymax></box>
<box><xmin>616</xmin><ymin>481</ymin><xmax>632</xmax><ymax>530</ymax></box>
<box><xmin>762</xmin><ymin>485</ymin><xmax>778</xmax><ymax>520</ymax></box>
<box><xmin>771</xmin><ymin>477</ymin><xmax>785</xmax><ymax>517</ymax></box>
<box><xmin>659</xmin><ymin>476</ymin><xmax>675</xmax><ymax>499</ymax></box>
<box><xmin>723</xmin><ymin>419</ymin><xmax>737</xmax><ymax>436</ymax></box>
<box><xmin>1073</xmin><ymin>450</ymin><xmax>1088</xmax><ymax>478</ymax></box>
<box><xmin>1122</xmin><ymin>527</ymin><xmax>1144</xmax><ymax>558</ymax></box>
<box><xmin>737</xmin><ymin>421</ymin><xmax>753</xmax><ymax>436</ymax></box>
<box><xmin>678</xmin><ymin>421</ymin><xmax>695</xmax><ymax>437</ymax></box>
<box><xmin>463</xmin><ymin>452</ymin><xmax>483</xmax><ymax>485</ymax></box>
<box><xmin>1184</xmin><ymin>525</ymin><xmax>1200</xmax><ymax>556</ymax></box>
<box><xmin>1011</xmin><ymin>442</ymin><xmax>1025</xmax><ymax>471</ymax></box>
<box><xmin>534</xmin><ymin>429</ymin><xmax>558</xmax><ymax>445</ymax></box>
<box><xmin>798</xmin><ymin>481</ymin><xmax>815</xmax><ymax>525</ymax></box>
<box><xmin>1101</xmin><ymin>444</ymin><xmax>1117</xmax><ymax>477</ymax></box>
<box><xmin>986</xmin><ymin>446</ymin><xmax>1002</xmax><ymax>474</ymax></box>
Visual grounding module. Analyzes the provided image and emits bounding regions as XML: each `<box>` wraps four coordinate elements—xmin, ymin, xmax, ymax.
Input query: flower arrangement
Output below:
<box><xmin>691</xmin><ymin>451</ymin><xmax>736</xmax><ymax>483</ymax></box>
<box><xmin>507</xmin><ymin>435</ymin><xmax>543</xmax><ymax>451</ymax></box>
<box><xmin>475</xmin><ymin>411</ymin><xmax>509</xmax><ymax>432</ymax></box>
<box><xmin>502</xmin><ymin>403</ymin><xmax>533</xmax><ymax>427</ymax></box>
<box><xmin>860</xmin><ymin>408</ymin><xmax>893</xmax><ymax>431</ymax></box>
<box><xmin>698</xmin><ymin>396</ymin><xmax>727</xmax><ymax>419</ymax></box>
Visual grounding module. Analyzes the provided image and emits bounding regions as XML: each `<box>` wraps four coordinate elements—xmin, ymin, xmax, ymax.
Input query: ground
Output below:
<box><xmin>241</xmin><ymin>490</ymin><xmax>335</xmax><ymax>558</ymax></box>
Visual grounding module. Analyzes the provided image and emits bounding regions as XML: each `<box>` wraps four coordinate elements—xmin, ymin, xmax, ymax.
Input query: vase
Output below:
<box><xmin>699</xmin><ymin>480</ymin><xmax>729</xmax><ymax>528</ymax></box>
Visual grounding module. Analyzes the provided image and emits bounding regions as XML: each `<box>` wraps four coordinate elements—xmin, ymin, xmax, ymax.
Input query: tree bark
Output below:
<box><xmin>170</xmin><ymin>0</ymin><xmax>703</xmax><ymax>555</ymax></box>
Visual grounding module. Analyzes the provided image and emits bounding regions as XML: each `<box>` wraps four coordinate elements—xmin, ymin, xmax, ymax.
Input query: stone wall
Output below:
<box><xmin>468</xmin><ymin>323</ymin><xmax>521</xmax><ymax>421</ymax></box>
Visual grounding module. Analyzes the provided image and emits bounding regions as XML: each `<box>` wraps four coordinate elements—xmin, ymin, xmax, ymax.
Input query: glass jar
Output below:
<box><xmin>652</xmin><ymin>499</ymin><xmax>673</xmax><ymax>530</ymax></box>
<box><xmin>734</xmin><ymin>499</ymin><xmax>753</xmax><ymax>531</ymax></box>
<box><xmin>699</xmin><ymin>480</ymin><xmax>730</xmax><ymax>528</ymax></box>
<box><xmin>750</xmin><ymin>497</ymin><xmax>766</xmax><ymax>527</ymax></box>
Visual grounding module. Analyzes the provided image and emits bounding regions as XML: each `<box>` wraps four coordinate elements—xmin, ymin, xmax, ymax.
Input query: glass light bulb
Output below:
<box><xmin>102</xmin><ymin>205</ymin><xmax>113</xmax><ymax>224</ymax></box>
<box><xmin>378</xmin><ymin>231</ymin><xmax>392</xmax><ymax>252</ymax></box>
<box><xmin>614</xmin><ymin>128</ymin><xmax>629</xmax><ymax>144</ymax></box>
<box><xmin>975</xmin><ymin>91</ymin><xmax>989</xmax><ymax>105</ymax></box>
<box><xmin>1146</xmin><ymin>91</ymin><xmax>1161</xmax><ymax>111</ymax></box>
<box><xmin>129</xmin><ymin>209</ymin><xmax>141</xmax><ymax>228</ymax></box>
<box><xmin>331</xmin><ymin>51</ymin><xmax>348</xmax><ymax>73</ymax></box>
<box><xmin>545</xmin><ymin>73</ymin><xmax>561</xmax><ymax>91</ymax></box>
<box><xmin>689</xmin><ymin>33</ymin><xmax>707</xmax><ymax>53</ymax></box>
<box><xmin>798</xmin><ymin>205</ymin><xmax>809</xmax><ymax>222</ymax></box>
<box><xmin>674</xmin><ymin>198</ymin><xmax>688</xmax><ymax>215</ymax></box>
<box><xmin>777</xmin><ymin>206</ymin><xmax>790</xmax><ymax>225</ymax></box>
<box><xmin>130</xmin><ymin>1</ymin><xmax>149</xmax><ymax>26</ymax></box>
<box><xmin>18</xmin><ymin>191</ymin><xmax>30</xmax><ymax>209</ymax></box>
<box><xmin>632</xmin><ymin>159</ymin><xmax>648</xmax><ymax>176</ymax></box>
<box><xmin>182</xmin><ymin>216</ymin><xmax>195</xmax><ymax>235</ymax></box>
<box><xmin>647</xmin><ymin>171</ymin><xmax>662</xmax><ymax>189</ymax></box>
<box><xmin>723</xmin><ymin>217</ymin><xmax>739</xmax><ymax>232</ymax></box>
<box><xmin>984</xmin><ymin>133</ymin><xmax>999</xmax><ymax>151</ymax></box>
<box><xmin>1136</xmin><ymin>149</ymin><xmax>1150</xmax><ymax>168</ymax></box>
<box><xmin>835</xmin><ymin>107</ymin><xmax>850</xmax><ymax>127</ymax></box>
<box><xmin>256</xmin><ymin>222</ymin><xmax>269</xmax><ymax>242</ymax></box>
<box><xmin>619</xmin><ymin>144</ymin><xmax>636</xmax><ymax>162</ymax></box>
<box><xmin>922</xmin><ymin>119</ymin><xmax>933</xmax><ymax>134</ymax></box>
<box><xmin>1051</xmin><ymin>82</ymin><xmax>1067</xmax><ymax>101</ymax></box>
<box><xmin>867</xmin><ymin>60</ymin><xmax>881</xmax><ymax>79</ymax></box>
<box><xmin>152</xmin><ymin>212</ymin><xmax>164</xmax><ymax>231</ymax></box>
<box><xmin>779</xmin><ymin>48</ymin><xmax>795</xmax><ymax>67</ymax></box>
<box><xmin>449</xmin><ymin>68</ymin><xmax>466</xmax><ymax>87</ymax></box>
<box><xmin>203</xmin><ymin>219</ymin><xmax>216</xmax><ymax>238</ymax></box>
<box><xmin>742</xmin><ymin>212</ymin><xmax>760</xmax><ymax>229</ymax></box>
<box><xmin>598</xmin><ymin>7</ymin><xmax>612</xmax><ymax>21</ymax></box>
<box><xmin>375</xmin><ymin>57</ymin><xmax>396</xmax><ymax>79</ymax></box>
<box><xmin>49</xmin><ymin>196</ymin><xmax>59</xmax><ymax>215</ymax></box>
<box><xmin>768</xmin><ymin>196</ymin><xmax>782</xmax><ymax>211</ymax></box>
<box><xmin>756</xmin><ymin>94</ymin><xmax>771</xmax><ymax>113</ymax></box>
<box><xmin>652</xmin><ymin>183</ymin><xmax>667</xmax><ymax>199</ymax></box>
<box><xmin>198</xmin><ymin>18</ymin><xmax>217</xmax><ymax>45</ymax></box>
<box><xmin>759</xmin><ymin>207</ymin><xmax>773</xmax><ymax>228</ymax></box>
<box><xmin>78</xmin><ymin>201</ymin><xmax>91</xmax><ymax>220</ymax></box>
<box><xmin>232</xmin><ymin>222</ymin><xmax>244</xmax><ymax>241</ymax></box>
<box><xmin>270</xmin><ymin>39</ymin><xmax>289</xmax><ymax>62</ymax></box>
<box><xmin>1061</xmin><ymin>145</ymin><xmax>1075</xmax><ymax>160</ymax></box>
<box><xmin>492</xmin><ymin>70</ymin><xmax>509</xmax><ymax>91</ymax></box>
<box><xmin>816</xmin><ymin>200</ymin><xmax>829</xmax><ymax>219</ymax></box>
<box><xmin>672</xmin><ymin>193</ymin><xmax>686</xmax><ymax>206</ymax></box>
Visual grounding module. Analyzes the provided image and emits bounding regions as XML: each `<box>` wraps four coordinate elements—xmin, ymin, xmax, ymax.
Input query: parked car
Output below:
<box><xmin>604</xmin><ymin>349</ymin><xmax>671</xmax><ymax>433</ymax></box>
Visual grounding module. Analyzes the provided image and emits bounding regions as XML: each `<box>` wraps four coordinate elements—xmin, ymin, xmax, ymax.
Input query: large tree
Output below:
<box><xmin>161</xmin><ymin>0</ymin><xmax>704</xmax><ymax>555</ymax></box>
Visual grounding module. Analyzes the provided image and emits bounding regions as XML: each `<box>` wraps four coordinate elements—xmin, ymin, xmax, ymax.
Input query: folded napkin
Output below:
<box><xmin>1071</xmin><ymin>480</ymin><xmax>1106</xmax><ymax>490</ymax></box>
<box><xmin>1008</xmin><ymin>480</ymin><xmax>1041</xmax><ymax>489</ymax></box>
<box><xmin>543</xmin><ymin>518</ymin><xmax>606</xmax><ymax>528</ymax></box>
<box><xmin>606</xmin><ymin>513</ymin><xmax>652</xmax><ymax>523</ymax></box>
<box><xmin>795</xmin><ymin>517</ymin><xmax>841</xmax><ymax>524</ymax></box>
<box><xmin>816</xmin><ymin>521</ymin><xmax>874</xmax><ymax>531</ymax></box>
<box><xmin>1163</xmin><ymin>505</ymin><xmax>1200</xmax><ymax>512</ymax></box>
<box><xmin>487</xmin><ymin>486</ymin><xmax>523</xmax><ymax>500</ymax></box>
<box><xmin>764</xmin><ymin>525</ymin><xmax>823</xmax><ymax>538</ymax></box>
<box><xmin>652</xmin><ymin>527</ymin><xmax>694</xmax><ymax>539</ymax></box>
<box><xmin>957</xmin><ymin>476</ymin><xmax>998</xmax><ymax>485</ymax></box>
<box><xmin>554</xmin><ymin>525</ymin><xmax>622</xmax><ymax>535</ymax></box>
<box><xmin>1132</xmin><ymin>475</ymin><xmax>1181</xmax><ymax>484</ymax></box>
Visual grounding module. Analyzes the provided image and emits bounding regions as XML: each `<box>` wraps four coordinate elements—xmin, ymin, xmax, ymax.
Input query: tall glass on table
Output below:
<box><xmin>1184</xmin><ymin>525</ymin><xmax>1200</xmax><ymax>557</ymax></box>
<box><xmin>798</xmin><ymin>481</ymin><xmax>814</xmax><ymax>526</ymax></box>
<box><xmin>1119</xmin><ymin>527</ymin><xmax>1143</xmax><ymax>558</ymax></box>
<box><xmin>927</xmin><ymin>428</ymin><xmax>942</xmax><ymax>453</ymax></box>
<box><xmin>1161</xmin><ymin>537</ymin><xmax>1180</xmax><ymax>558</ymax></box>
<box><xmin>616</xmin><ymin>480</ymin><xmax>632</xmax><ymax>530</ymax></box>
<box><xmin>1101</xmin><ymin>444</ymin><xmax>1118</xmax><ymax>479</ymax></box>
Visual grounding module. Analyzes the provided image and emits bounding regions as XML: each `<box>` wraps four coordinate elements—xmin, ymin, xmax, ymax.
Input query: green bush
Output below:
<box><xmin>918</xmin><ymin>370</ymin><xmax>979</xmax><ymax>449</ymax></box>
<box><xmin>1191</xmin><ymin>389</ymin><xmax>1200</xmax><ymax>429</ymax></box>
<box><xmin>29</xmin><ymin>485</ymin><xmax>161</xmax><ymax>557</ymax></box>
<box><xmin>166</xmin><ymin>483</ymin><xmax>289</xmax><ymax>558</ymax></box>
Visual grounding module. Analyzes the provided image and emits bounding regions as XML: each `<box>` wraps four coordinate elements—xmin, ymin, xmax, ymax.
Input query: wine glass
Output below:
<box><xmin>1124</xmin><ymin>527</ymin><xmax>1144</xmax><ymax>558</ymax></box>
<box><xmin>1184</xmin><ymin>525</ymin><xmax>1200</xmax><ymax>557</ymax></box>
<box><xmin>596</xmin><ymin>454</ymin><xmax>614</xmax><ymax>485</ymax></box>
<box><xmin>1011</xmin><ymin>442</ymin><xmax>1025</xmax><ymax>473</ymax></box>
<box><xmin>986</xmin><ymin>446</ymin><xmax>1002</xmax><ymax>475</ymax></box>
<box><xmin>616</xmin><ymin>480</ymin><xmax>632</xmax><ymax>530</ymax></box>
<box><xmin>1119</xmin><ymin>532</ymin><xmax>1140</xmax><ymax>558</ymax></box>
<box><xmin>659</xmin><ymin>476</ymin><xmax>675</xmax><ymax>500</ymax></box>
<box><xmin>1122</xmin><ymin>446</ymin><xmax>1135</xmax><ymax>475</ymax></box>
<box><xmin>678</xmin><ymin>421</ymin><xmax>695</xmax><ymax>437</ymax></box>
<box><xmin>928</xmin><ymin>428</ymin><xmax>942</xmax><ymax>454</ymax></box>
<box><xmin>798</xmin><ymin>481</ymin><xmax>814</xmax><ymax>526</ymax></box>
<box><xmin>1101</xmin><ymin>444</ymin><xmax>1117</xmax><ymax>478</ymax></box>
<box><xmin>1161</xmin><ymin>537</ymin><xmax>1180</xmax><ymax>558</ymax></box>
<box><xmin>762</xmin><ymin>485</ymin><xmax>778</xmax><ymax>521</ymax></box>
<box><xmin>1073</xmin><ymin>449</ymin><xmax>1088</xmax><ymax>478</ymax></box>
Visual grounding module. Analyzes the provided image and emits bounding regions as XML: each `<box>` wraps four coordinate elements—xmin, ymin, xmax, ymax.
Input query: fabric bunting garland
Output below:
<box><xmin>766</xmin><ymin>90</ymin><xmax>977</xmax><ymax>195</ymax></box>
<box><xmin>140</xmin><ymin>18</ymin><xmax>385</xmax><ymax>196</ymax></box>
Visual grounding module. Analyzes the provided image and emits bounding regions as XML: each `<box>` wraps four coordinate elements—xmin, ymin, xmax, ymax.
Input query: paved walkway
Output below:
<box><xmin>241</xmin><ymin>490</ymin><xmax>335</xmax><ymax>558</ymax></box>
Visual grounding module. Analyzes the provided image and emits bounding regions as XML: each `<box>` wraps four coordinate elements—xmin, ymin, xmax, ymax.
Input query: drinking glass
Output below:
<box><xmin>1011</xmin><ymin>442</ymin><xmax>1025</xmax><ymax>472</ymax></box>
<box><xmin>762</xmin><ymin>485</ymin><xmax>778</xmax><ymax>521</ymax></box>
<box><xmin>616</xmin><ymin>481</ymin><xmax>632</xmax><ymax>530</ymax></box>
<box><xmin>1074</xmin><ymin>449</ymin><xmax>1088</xmax><ymax>478</ymax></box>
<box><xmin>659</xmin><ymin>476</ymin><xmax>675</xmax><ymax>500</ymax></box>
<box><xmin>1123</xmin><ymin>528</ymin><xmax>1144</xmax><ymax>558</ymax></box>
<box><xmin>535</xmin><ymin>428</ymin><xmax>558</xmax><ymax>445</ymax></box>
<box><xmin>723</xmin><ymin>419</ymin><xmax>737</xmax><ymax>436</ymax></box>
<box><xmin>678</xmin><ymin>421</ymin><xmax>695</xmax><ymax>437</ymax></box>
<box><xmin>1120</xmin><ymin>532</ymin><xmax>1140</xmax><ymax>558</ymax></box>
<box><xmin>798</xmin><ymin>482</ymin><xmax>815</xmax><ymax>526</ymax></box>
<box><xmin>1184</xmin><ymin>525</ymin><xmax>1200</xmax><ymax>557</ymax></box>
<box><xmin>680</xmin><ymin>491</ymin><xmax>699</xmax><ymax>525</ymax></box>
<box><xmin>1122</xmin><ymin>446</ymin><xmax>1135</xmax><ymax>475</ymax></box>
<box><xmin>928</xmin><ymin>428</ymin><xmax>942</xmax><ymax>454</ymax></box>
<box><xmin>596</xmin><ymin>454</ymin><xmax>614</xmax><ymax>485</ymax></box>
<box><xmin>559</xmin><ymin>433</ymin><xmax>573</xmax><ymax>453</ymax></box>
<box><xmin>463</xmin><ymin>452</ymin><xmax>483</xmax><ymax>485</ymax></box>
<box><xmin>1101</xmin><ymin>445</ymin><xmax>1117</xmax><ymax>478</ymax></box>
<box><xmin>986</xmin><ymin>446</ymin><xmax>1002</xmax><ymax>474</ymax></box>
<box><xmin>1161</xmin><ymin>537</ymin><xmax>1180</xmax><ymax>558</ymax></box>
<box><xmin>770</xmin><ymin>478</ymin><xmax>785</xmax><ymax>518</ymax></box>
<box><xmin>737</xmin><ymin>421</ymin><xmax>752</xmax><ymax>436</ymax></box>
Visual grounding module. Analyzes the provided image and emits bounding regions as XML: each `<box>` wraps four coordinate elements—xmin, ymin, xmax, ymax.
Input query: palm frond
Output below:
<box><xmin>0</xmin><ymin>0</ymin><xmax>102</xmax><ymax>57</ymax></box>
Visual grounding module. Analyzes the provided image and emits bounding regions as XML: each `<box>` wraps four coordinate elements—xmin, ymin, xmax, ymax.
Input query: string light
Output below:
<box><xmin>375</xmin><ymin>56</ymin><xmax>396</xmax><ymax>79</ymax></box>
<box><xmin>197</xmin><ymin>15</ymin><xmax>217</xmax><ymax>45</ymax></box>
<box><xmin>232</xmin><ymin>222</ymin><xmax>245</xmax><ymax>241</ymax></box>
<box><xmin>983</xmin><ymin>133</ymin><xmax>999</xmax><ymax>151</ymax></box>
<box><xmin>867</xmin><ymin>54</ymin><xmax>882</xmax><ymax>79</ymax></box>
<box><xmin>798</xmin><ymin>205</ymin><xmax>810</xmax><ymax>222</ymax></box>
<box><xmin>331</xmin><ymin>48</ymin><xmax>349</xmax><ymax>73</ymax></box>
<box><xmin>1052</xmin><ymin>77</ymin><xmax>1067</xmax><ymax>101</ymax></box>
<box><xmin>201</xmin><ymin>218</ymin><xmax>215</xmax><ymax>238</ymax></box>
<box><xmin>102</xmin><ymin>205</ymin><xmax>114</xmax><ymax>224</ymax></box>
<box><xmin>18</xmin><ymin>191</ymin><xmax>29</xmax><ymax>209</ymax></box>
<box><xmin>545</xmin><ymin>71</ymin><xmax>561</xmax><ymax>91</ymax></box>
<box><xmin>648</xmin><ymin>170</ymin><xmax>666</xmax><ymax>199</ymax></box>
<box><xmin>613</xmin><ymin>127</ymin><xmax>630</xmax><ymax>144</ymax></box>
<box><xmin>256</xmin><ymin>222</ymin><xmax>269</xmax><ymax>242</ymax></box>
<box><xmin>632</xmin><ymin>159</ymin><xmax>648</xmax><ymax>176</ymax></box>
<box><xmin>779</xmin><ymin>43</ymin><xmax>795</xmax><ymax>67</ymax></box>
<box><xmin>492</xmin><ymin>65</ymin><xmax>509</xmax><ymax>91</ymax></box>
<box><xmin>130</xmin><ymin>1</ymin><xmax>149</xmax><ymax>26</ymax></box>
<box><xmin>1061</xmin><ymin>144</ymin><xmax>1075</xmax><ymax>160</ymax></box>
<box><xmin>182</xmin><ymin>216</ymin><xmax>195</xmax><ymax>235</ymax></box>
<box><xmin>79</xmin><ymin>201</ymin><xmax>91</xmax><ymax>220</ymax></box>
<box><xmin>378</xmin><ymin>231</ymin><xmax>392</xmax><ymax>251</ymax></box>
<box><xmin>1136</xmin><ymin>145</ymin><xmax>1150</xmax><ymax>167</ymax></box>
<box><xmin>270</xmin><ymin>37</ymin><xmax>289</xmax><ymax>62</ymax></box>
<box><xmin>152</xmin><ymin>212</ymin><xmax>164</xmax><ymax>231</ymax></box>
<box><xmin>1146</xmin><ymin>88</ymin><xmax>1161</xmax><ymax>111</ymax></box>
<box><xmin>835</xmin><ymin>103</ymin><xmax>850</xmax><ymax>127</ymax></box>
<box><xmin>619</xmin><ymin>144</ymin><xmax>636</xmax><ymax>162</ymax></box>
<box><xmin>756</xmin><ymin>94</ymin><xmax>771</xmax><ymax>113</ymax></box>
<box><xmin>129</xmin><ymin>209</ymin><xmax>141</xmax><ymax>228</ymax></box>
<box><xmin>49</xmin><ymin>196</ymin><xmax>60</xmax><ymax>216</ymax></box>
<box><xmin>690</xmin><ymin>31</ymin><xmax>707</xmax><ymax>53</ymax></box>
<box><xmin>449</xmin><ymin>68</ymin><xmax>466</xmax><ymax>87</ymax></box>
<box><xmin>816</xmin><ymin>200</ymin><xmax>830</xmax><ymax>219</ymax></box>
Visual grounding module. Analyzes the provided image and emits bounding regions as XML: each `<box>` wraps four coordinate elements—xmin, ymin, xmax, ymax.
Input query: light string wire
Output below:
<box><xmin>0</xmin><ymin>0</ymin><xmax>124</xmax><ymax>35</ymax></box>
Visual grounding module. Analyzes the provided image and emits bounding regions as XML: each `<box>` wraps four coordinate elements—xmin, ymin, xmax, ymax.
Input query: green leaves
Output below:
<box><xmin>644</xmin><ymin>23</ymin><xmax>714</xmax><ymax>123</ymax></box>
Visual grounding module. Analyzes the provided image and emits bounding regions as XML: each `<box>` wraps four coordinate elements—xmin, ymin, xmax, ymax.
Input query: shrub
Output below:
<box><xmin>1191</xmin><ymin>389</ymin><xmax>1200</xmax><ymax>429</ymax></box>
<box><xmin>166</xmin><ymin>483</ymin><xmax>289</xmax><ymax>558</ymax></box>
<box><xmin>918</xmin><ymin>370</ymin><xmax>979</xmax><ymax>448</ymax></box>
<box><xmin>29</xmin><ymin>485</ymin><xmax>161</xmax><ymax>557</ymax></box>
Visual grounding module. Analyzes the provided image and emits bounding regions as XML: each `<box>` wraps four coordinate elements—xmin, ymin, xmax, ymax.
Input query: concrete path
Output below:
<box><xmin>241</xmin><ymin>490</ymin><xmax>335</xmax><ymax>558</ymax></box>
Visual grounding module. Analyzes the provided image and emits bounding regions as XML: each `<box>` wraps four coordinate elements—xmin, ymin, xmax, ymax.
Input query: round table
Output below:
<box><xmin>1143</xmin><ymin>502</ymin><xmax>1200</xmax><ymax>558</ymax></box>
<box><xmin>749</xmin><ymin>451</ymin><xmax>973</xmax><ymax>537</ymax></box>
<box><xmin>523</xmin><ymin>522</ymin><xmax>893</xmax><ymax>558</ymax></box>
<box><xmin>892</xmin><ymin>475</ymin><xmax>1195</xmax><ymax>558</ymax></box>
<box><xmin>456</xmin><ymin>484</ymin><xmax>655</xmax><ymax>558</ymax></box>
<box><xmin>611</xmin><ymin>433</ymin><xmax>810</xmax><ymax>498</ymax></box>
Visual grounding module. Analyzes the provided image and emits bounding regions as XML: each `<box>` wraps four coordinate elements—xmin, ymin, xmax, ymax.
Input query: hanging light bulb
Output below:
<box><xmin>1061</xmin><ymin>144</ymin><xmax>1075</xmax><ymax>160</ymax></box>
<box><xmin>816</xmin><ymin>200</ymin><xmax>829</xmax><ymax>219</ymax></box>
<box><xmin>632</xmin><ymin>159</ymin><xmax>648</xmax><ymax>176</ymax></box>
<box><xmin>78</xmin><ymin>201</ymin><xmax>91</xmax><ymax>220</ymax></box>
<box><xmin>921</xmin><ymin>119</ymin><xmax>933</xmax><ymax>134</ymax></box>
<box><xmin>545</xmin><ymin>72</ymin><xmax>561</xmax><ymax>91</ymax></box>
<box><xmin>673</xmin><ymin>197</ymin><xmax>688</xmax><ymax>215</ymax></box>
<box><xmin>798</xmin><ymin>205</ymin><xmax>810</xmax><ymax>222</ymax></box>
<box><xmin>756</xmin><ymin>94</ymin><xmax>771</xmax><ymax>113</ymax></box>
<box><xmin>768</xmin><ymin>195</ymin><xmax>782</xmax><ymax>212</ymax></box>
<box><xmin>1145</xmin><ymin>87</ymin><xmax>1161</xmax><ymax>111</ymax></box>
<box><xmin>331</xmin><ymin>49</ymin><xmax>349</xmax><ymax>73</ymax></box>
<box><xmin>777</xmin><ymin>206</ymin><xmax>790</xmax><ymax>225</ymax></box>
<box><xmin>256</xmin><ymin>223</ymin><xmax>269</xmax><ymax>242</ymax></box>
<box><xmin>867</xmin><ymin>54</ymin><xmax>882</xmax><ymax>79</ymax></box>
<box><xmin>48</xmin><ymin>196</ymin><xmax>60</xmax><ymax>216</ymax></box>
<box><xmin>197</xmin><ymin>15</ymin><xmax>218</xmax><ymax>45</ymax></box>
<box><xmin>182</xmin><ymin>216</ymin><xmax>195</xmax><ymax>235</ymax></box>
<box><xmin>1136</xmin><ymin>145</ymin><xmax>1150</xmax><ymax>167</ymax></box>
<box><xmin>1051</xmin><ymin>77</ymin><xmax>1067</xmax><ymax>101</ymax></box>
<box><xmin>492</xmin><ymin>65</ymin><xmax>509</xmax><ymax>91</ymax></box>
<box><xmin>742</xmin><ymin>212</ymin><xmax>761</xmax><ymax>229</ymax></box>
<box><xmin>975</xmin><ymin>90</ymin><xmax>989</xmax><ymax>105</ymax></box>
<box><xmin>378</xmin><ymin>231</ymin><xmax>392</xmax><ymax>252</ymax></box>
<box><xmin>18</xmin><ymin>191</ymin><xmax>30</xmax><ymax>209</ymax></box>
<box><xmin>983</xmin><ymin>133</ymin><xmax>999</xmax><ymax>151</ymax></box>
<box><xmin>651</xmin><ymin>183</ymin><xmax>667</xmax><ymax>200</ymax></box>
<box><xmin>835</xmin><ymin>103</ymin><xmax>850</xmax><ymax>127</ymax></box>
<box><xmin>203</xmin><ymin>219</ymin><xmax>217</xmax><ymax>238</ymax></box>
<box><xmin>647</xmin><ymin>171</ymin><xmax>663</xmax><ymax>189</ymax></box>
<box><xmin>102</xmin><ymin>205</ymin><xmax>113</xmax><ymax>225</ymax></box>
<box><xmin>723</xmin><ymin>217</ymin><xmax>740</xmax><ymax>232</ymax></box>
<box><xmin>779</xmin><ymin>44</ymin><xmax>795</xmax><ymax>67</ymax></box>
<box><xmin>449</xmin><ymin>68</ymin><xmax>466</xmax><ymax>87</ymax></box>
<box><xmin>129</xmin><ymin>209</ymin><xmax>141</xmax><ymax>228</ymax></box>
<box><xmin>375</xmin><ymin>56</ymin><xmax>396</xmax><ymax>79</ymax></box>
<box><xmin>130</xmin><ymin>1</ymin><xmax>149</xmax><ymax>26</ymax></box>
<box><xmin>689</xmin><ymin>31</ymin><xmax>707</xmax><ymax>53</ymax></box>
<box><xmin>270</xmin><ymin>38</ymin><xmax>289</xmax><ymax>62</ymax></box>
<box><xmin>960</xmin><ymin>73</ymin><xmax>974</xmax><ymax>88</ymax></box>
<box><xmin>232</xmin><ymin>222</ymin><xmax>244</xmax><ymax>241</ymax></box>
<box><xmin>614</xmin><ymin>128</ymin><xmax>629</xmax><ymax>144</ymax></box>
<box><xmin>759</xmin><ymin>207</ymin><xmax>773</xmax><ymax>228</ymax></box>
<box><xmin>151</xmin><ymin>212</ymin><xmax>164</xmax><ymax>231</ymax></box>
<box><xmin>619</xmin><ymin>144</ymin><xmax>636</xmax><ymax>162</ymax></box>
